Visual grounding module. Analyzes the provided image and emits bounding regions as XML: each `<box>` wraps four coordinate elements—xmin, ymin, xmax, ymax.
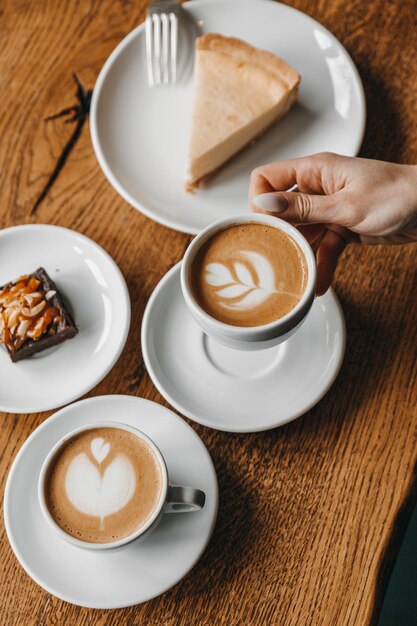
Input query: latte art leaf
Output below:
<box><xmin>225</xmin><ymin>288</ymin><xmax>273</xmax><ymax>310</ymax></box>
<box><xmin>216</xmin><ymin>284</ymin><xmax>251</xmax><ymax>299</ymax></box>
<box><xmin>205</xmin><ymin>251</ymin><xmax>299</xmax><ymax>312</ymax></box>
<box><xmin>234</xmin><ymin>262</ymin><xmax>255</xmax><ymax>288</ymax></box>
<box><xmin>205</xmin><ymin>262</ymin><xmax>234</xmax><ymax>286</ymax></box>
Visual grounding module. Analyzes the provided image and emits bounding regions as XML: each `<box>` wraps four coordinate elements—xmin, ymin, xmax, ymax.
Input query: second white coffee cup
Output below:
<box><xmin>38</xmin><ymin>422</ymin><xmax>205</xmax><ymax>551</ymax></box>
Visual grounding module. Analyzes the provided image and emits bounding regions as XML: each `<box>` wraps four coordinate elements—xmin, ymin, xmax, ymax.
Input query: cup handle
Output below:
<box><xmin>165</xmin><ymin>485</ymin><xmax>206</xmax><ymax>513</ymax></box>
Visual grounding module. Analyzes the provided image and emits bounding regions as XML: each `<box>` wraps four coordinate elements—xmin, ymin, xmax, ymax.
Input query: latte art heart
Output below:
<box><xmin>90</xmin><ymin>437</ymin><xmax>110</xmax><ymax>464</ymax></box>
<box><xmin>45</xmin><ymin>427</ymin><xmax>162</xmax><ymax>543</ymax></box>
<box><xmin>65</xmin><ymin>451</ymin><xmax>136</xmax><ymax>528</ymax></box>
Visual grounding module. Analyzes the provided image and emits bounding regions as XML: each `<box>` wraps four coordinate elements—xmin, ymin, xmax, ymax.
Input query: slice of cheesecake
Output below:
<box><xmin>184</xmin><ymin>34</ymin><xmax>300</xmax><ymax>192</ymax></box>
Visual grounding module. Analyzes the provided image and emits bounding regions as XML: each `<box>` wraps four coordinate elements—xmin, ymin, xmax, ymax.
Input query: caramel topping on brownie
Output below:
<box><xmin>0</xmin><ymin>275</ymin><xmax>60</xmax><ymax>352</ymax></box>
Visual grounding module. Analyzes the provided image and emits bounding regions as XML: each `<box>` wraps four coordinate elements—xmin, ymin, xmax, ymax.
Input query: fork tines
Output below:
<box><xmin>146</xmin><ymin>4</ymin><xmax>179</xmax><ymax>87</ymax></box>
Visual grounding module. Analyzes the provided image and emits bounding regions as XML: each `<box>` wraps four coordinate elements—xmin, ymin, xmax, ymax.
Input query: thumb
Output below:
<box><xmin>252</xmin><ymin>191</ymin><xmax>339</xmax><ymax>225</ymax></box>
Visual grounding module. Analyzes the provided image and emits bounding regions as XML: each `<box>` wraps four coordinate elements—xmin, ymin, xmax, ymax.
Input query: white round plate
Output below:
<box><xmin>4</xmin><ymin>395</ymin><xmax>218</xmax><ymax>608</ymax></box>
<box><xmin>0</xmin><ymin>225</ymin><xmax>130</xmax><ymax>414</ymax></box>
<box><xmin>90</xmin><ymin>0</ymin><xmax>366</xmax><ymax>234</ymax></box>
<box><xmin>142</xmin><ymin>263</ymin><xmax>346</xmax><ymax>432</ymax></box>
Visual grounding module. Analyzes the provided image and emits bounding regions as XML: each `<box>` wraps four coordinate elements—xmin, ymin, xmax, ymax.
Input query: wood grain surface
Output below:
<box><xmin>0</xmin><ymin>0</ymin><xmax>416</xmax><ymax>624</ymax></box>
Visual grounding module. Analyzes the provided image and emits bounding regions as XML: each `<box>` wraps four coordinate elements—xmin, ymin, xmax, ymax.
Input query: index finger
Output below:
<box><xmin>249</xmin><ymin>152</ymin><xmax>343</xmax><ymax>211</ymax></box>
<box><xmin>249</xmin><ymin>160</ymin><xmax>299</xmax><ymax>209</ymax></box>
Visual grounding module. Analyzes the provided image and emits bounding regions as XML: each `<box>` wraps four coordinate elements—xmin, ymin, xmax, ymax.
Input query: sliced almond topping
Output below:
<box><xmin>16</xmin><ymin>319</ymin><xmax>30</xmax><ymax>338</ymax></box>
<box><xmin>3</xmin><ymin>327</ymin><xmax>11</xmax><ymax>346</ymax></box>
<box><xmin>21</xmin><ymin>300</ymin><xmax>46</xmax><ymax>317</ymax></box>
<box><xmin>7</xmin><ymin>308</ymin><xmax>20</xmax><ymax>328</ymax></box>
<box><xmin>0</xmin><ymin>274</ymin><xmax>60</xmax><ymax>350</ymax></box>
<box><xmin>24</xmin><ymin>291</ymin><xmax>43</xmax><ymax>304</ymax></box>
<box><xmin>27</xmin><ymin>316</ymin><xmax>46</xmax><ymax>339</ymax></box>
<box><xmin>4</xmin><ymin>300</ymin><xmax>21</xmax><ymax>309</ymax></box>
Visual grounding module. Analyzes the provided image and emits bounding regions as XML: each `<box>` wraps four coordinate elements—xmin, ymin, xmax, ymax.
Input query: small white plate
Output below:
<box><xmin>90</xmin><ymin>0</ymin><xmax>366</xmax><ymax>234</ymax></box>
<box><xmin>142</xmin><ymin>263</ymin><xmax>346</xmax><ymax>432</ymax></box>
<box><xmin>0</xmin><ymin>225</ymin><xmax>130</xmax><ymax>414</ymax></box>
<box><xmin>4</xmin><ymin>395</ymin><xmax>218</xmax><ymax>608</ymax></box>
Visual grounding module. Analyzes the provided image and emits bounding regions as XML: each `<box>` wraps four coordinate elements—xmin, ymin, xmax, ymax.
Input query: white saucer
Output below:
<box><xmin>142</xmin><ymin>263</ymin><xmax>346</xmax><ymax>432</ymax></box>
<box><xmin>4</xmin><ymin>395</ymin><xmax>218</xmax><ymax>608</ymax></box>
<box><xmin>90</xmin><ymin>0</ymin><xmax>366</xmax><ymax>234</ymax></box>
<box><xmin>0</xmin><ymin>225</ymin><xmax>130</xmax><ymax>414</ymax></box>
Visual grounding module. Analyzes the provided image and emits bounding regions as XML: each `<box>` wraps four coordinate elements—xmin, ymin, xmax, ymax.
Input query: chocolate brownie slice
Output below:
<box><xmin>0</xmin><ymin>267</ymin><xmax>78</xmax><ymax>362</ymax></box>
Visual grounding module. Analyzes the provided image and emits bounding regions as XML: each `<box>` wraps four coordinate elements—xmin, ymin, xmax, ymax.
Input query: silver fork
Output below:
<box><xmin>145</xmin><ymin>0</ymin><xmax>180</xmax><ymax>87</ymax></box>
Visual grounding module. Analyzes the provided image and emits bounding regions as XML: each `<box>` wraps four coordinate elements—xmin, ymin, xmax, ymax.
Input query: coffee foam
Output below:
<box><xmin>190</xmin><ymin>223</ymin><xmax>308</xmax><ymax>326</ymax></box>
<box><xmin>45</xmin><ymin>427</ymin><xmax>162</xmax><ymax>543</ymax></box>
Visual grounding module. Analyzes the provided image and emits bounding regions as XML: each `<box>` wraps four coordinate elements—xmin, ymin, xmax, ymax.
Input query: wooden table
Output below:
<box><xmin>1</xmin><ymin>0</ymin><xmax>416</xmax><ymax>624</ymax></box>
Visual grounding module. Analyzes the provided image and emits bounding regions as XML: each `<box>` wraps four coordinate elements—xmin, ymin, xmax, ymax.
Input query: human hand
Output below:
<box><xmin>249</xmin><ymin>153</ymin><xmax>417</xmax><ymax>295</ymax></box>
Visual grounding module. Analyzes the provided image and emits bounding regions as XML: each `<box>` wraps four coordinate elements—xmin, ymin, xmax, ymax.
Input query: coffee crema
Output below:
<box><xmin>190</xmin><ymin>223</ymin><xmax>308</xmax><ymax>327</ymax></box>
<box><xmin>44</xmin><ymin>427</ymin><xmax>162</xmax><ymax>543</ymax></box>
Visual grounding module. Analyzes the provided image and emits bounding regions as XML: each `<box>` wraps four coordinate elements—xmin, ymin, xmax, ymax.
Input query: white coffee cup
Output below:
<box><xmin>181</xmin><ymin>214</ymin><xmax>317</xmax><ymax>351</ymax></box>
<box><xmin>38</xmin><ymin>422</ymin><xmax>205</xmax><ymax>551</ymax></box>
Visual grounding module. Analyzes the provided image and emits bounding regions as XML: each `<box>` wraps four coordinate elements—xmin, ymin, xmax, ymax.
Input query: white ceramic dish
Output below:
<box><xmin>0</xmin><ymin>225</ymin><xmax>130</xmax><ymax>413</ymax></box>
<box><xmin>90</xmin><ymin>0</ymin><xmax>366</xmax><ymax>234</ymax></box>
<box><xmin>3</xmin><ymin>395</ymin><xmax>218</xmax><ymax>608</ymax></box>
<box><xmin>142</xmin><ymin>263</ymin><xmax>346</xmax><ymax>432</ymax></box>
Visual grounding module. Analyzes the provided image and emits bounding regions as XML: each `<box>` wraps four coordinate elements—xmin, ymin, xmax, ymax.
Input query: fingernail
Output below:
<box><xmin>253</xmin><ymin>193</ymin><xmax>289</xmax><ymax>213</ymax></box>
